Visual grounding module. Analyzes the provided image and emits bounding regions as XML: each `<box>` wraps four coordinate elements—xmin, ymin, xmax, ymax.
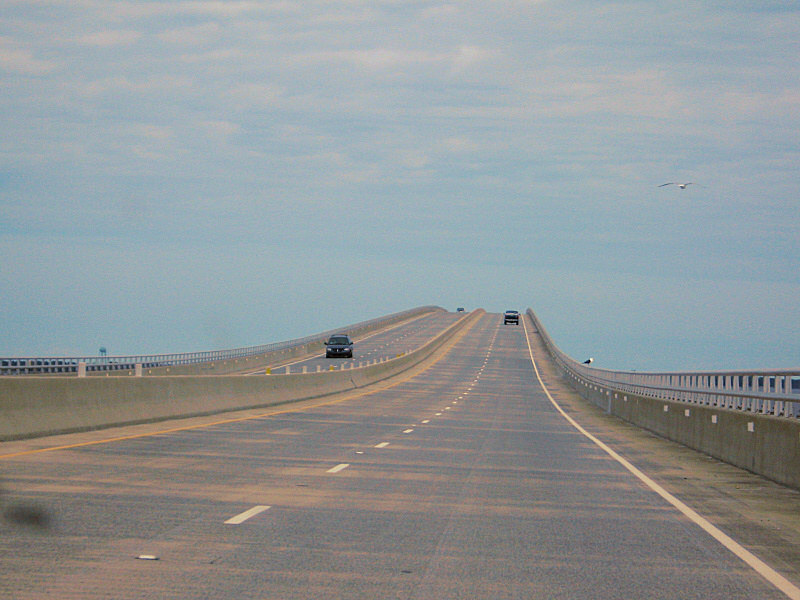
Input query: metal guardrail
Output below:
<box><xmin>0</xmin><ymin>306</ymin><xmax>444</xmax><ymax>376</ymax></box>
<box><xmin>527</xmin><ymin>308</ymin><xmax>800</xmax><ymax>419</ymax></box>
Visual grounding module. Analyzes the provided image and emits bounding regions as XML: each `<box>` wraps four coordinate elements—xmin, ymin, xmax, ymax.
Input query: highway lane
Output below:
<box><xmin>1</xmin><ymin>313</ymin><xmax>796</xmax><ymax>599</ymax></box>
<box><xmin>240</xmin><ymin>310</ymin><xmax>465</xmax><ymax>375</ymax></box>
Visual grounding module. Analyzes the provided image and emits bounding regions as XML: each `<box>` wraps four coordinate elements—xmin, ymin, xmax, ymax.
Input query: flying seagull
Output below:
<box><xmin>583</xmin><ymin>358</ymin><xmax>594</xmax><ymax>365</ymax></box>
<box><xmin>658</xmin><ymin>182</ymin><xmax>700</xmax><ymax>189</ymax></box>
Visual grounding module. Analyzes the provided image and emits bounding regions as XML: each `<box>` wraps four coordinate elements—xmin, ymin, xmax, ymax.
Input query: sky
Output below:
<box><xmin>1</xmin><ymin>1</ymin><xmax>799</xmax><ymax>372</ymax></box>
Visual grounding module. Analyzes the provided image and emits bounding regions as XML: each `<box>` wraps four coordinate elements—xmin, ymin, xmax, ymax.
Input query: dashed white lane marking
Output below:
<box><xmin>327</xmin><ymin>463</ymin><xmax>350</xmax><ymax>474</ymax></box>
<box><xmin>375</xmin><ymin>442</ymin><xmax>390</xmax><ymax>448</ymax></box>
<box><xmin>435</xmin><ymin>412</ymin><xmax>442</xmax><ymax>416</ymax></box>
<box><xmin>225</xmin><ymin>505</ymin><xmax>271</xmax><ymax>525</ymax></box>
<box><xmin>403</xmin><ymin>429</ymin><xmax>414</xmax><ymax>434</ymax></box>
<box><xmin>521</xmin><ymin>319</ymin><xmax>800</xmax><ymax>600</ymax></box>
<box><xmin>421</xmin><ymin>420</ymin><xmax>430</xmax><ymax>424</ymax></box>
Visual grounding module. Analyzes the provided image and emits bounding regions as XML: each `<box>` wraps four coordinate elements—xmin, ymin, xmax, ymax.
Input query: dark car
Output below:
<box><xmin>325</xmin><ymin>334</ymin><xmax>354</xmax><ymax>358</ymax></box>
<box><xmin>503</xmin><ymin>310</ymin><xmax>520</xmax><ymax>325</ymax></box>
<box><xmin>456</xmin><ymin>307</ymin><xmax>465</xmax><ymax>312</ymax></box>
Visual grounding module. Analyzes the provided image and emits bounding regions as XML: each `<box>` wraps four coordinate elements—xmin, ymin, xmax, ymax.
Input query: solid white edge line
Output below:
<box><xmin>225</xmin><ymin>505</ymin><xmax>271</xmax><ymax>525</ymax></box>
<box><xmin>326</xmin><ymin>463</ymin><xmax>350</xmax><ymax>474</ymax></box>
<box><xmin>522</xmin><ymin>318</ymin><xmax>800</xmax><ymax>600</ymax></box>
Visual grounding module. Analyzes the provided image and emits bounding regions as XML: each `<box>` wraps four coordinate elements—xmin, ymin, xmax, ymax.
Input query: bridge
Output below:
<box><xmin>2</xmin><ymin>307</ymin><xmax>800</xmax><ymax>599</ymax></box>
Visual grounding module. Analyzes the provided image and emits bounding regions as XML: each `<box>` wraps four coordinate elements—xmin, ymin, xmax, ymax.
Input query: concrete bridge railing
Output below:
<box><xmin>0</xmin><ymin>306</ymin><xmax>444</xmax><ymax>377</ymax></box>
<box><xmin>527</xmin><ymin>308</ymin><xmax>800</xmax><ymax>417</ymax></box>
<box><xmin>527</xmin><ymin>308</ymin><xmax>800</xmax><ymax>490</ymax></box>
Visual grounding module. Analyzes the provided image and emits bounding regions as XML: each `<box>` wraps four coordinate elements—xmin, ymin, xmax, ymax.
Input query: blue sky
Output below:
<box><xmin>2</xmin><ymin>1</ymin><xmax>798</xmax><ymax>372</ymax></box>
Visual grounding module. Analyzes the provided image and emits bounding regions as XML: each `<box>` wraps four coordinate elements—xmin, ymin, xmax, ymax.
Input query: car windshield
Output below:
<box><xmin>328</xmin><ymin>336</ymin><xmax>350</xmax><ymax>345</ymax></box>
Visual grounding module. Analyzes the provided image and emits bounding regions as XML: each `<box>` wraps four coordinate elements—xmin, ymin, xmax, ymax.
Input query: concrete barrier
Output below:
<box><xmin>0</xmin><ymin>310</ymin><xmax>483</xmax><ymax>441</ymax></box>
<box><xmin>530</xmin><ymin>311</ymin><xmax>800</xmax><ymax>491</ymax></box>
<box><xmin>567</xmin><ymin>380</ymin><xmax>800</xmax><ymax>490</ymax></box>
<box><xmin>83</xmin><ymin>306</ymin><xmax>444</xmax><ymax>377</ymax></box>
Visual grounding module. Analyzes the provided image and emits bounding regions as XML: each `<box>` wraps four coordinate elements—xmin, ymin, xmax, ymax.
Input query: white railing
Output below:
<box><xmin>0</xmin><ymin>306</ymin><xmax>444</xmax><ymax>376</ymax></box>
<box><xmin>527</xmin><ymin>308</ymin><xmax>800</xmax><ymax>419</ymax></box>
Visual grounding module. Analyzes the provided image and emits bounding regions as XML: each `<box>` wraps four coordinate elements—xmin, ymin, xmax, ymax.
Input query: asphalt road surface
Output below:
<box><xmin>2</xmin><ymin>312</ymin><xmax>799</xmax><ymax>599</ymax></box>
<box><xmin>239</xmin><ymin>310</ymin><xmax>465</xmax><ymax>375</ymax></box>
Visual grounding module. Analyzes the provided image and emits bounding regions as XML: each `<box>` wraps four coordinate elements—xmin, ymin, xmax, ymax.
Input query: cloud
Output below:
<box><xmin>0</xmin><ymin>36</ymin><xmax>58</xmax><ymax>74</ymax></box>
<box><xmin>441</xmin><ymin>137</ymin><xmax>480</xmax><ymax>153</ymax></box>
<box><xmin>286</xmin><ymin>44</ymin><xmax>495</xmax><ymax>74</ymax></box>
<box><xmin>77</xmin><ymin>30</ymin><xmax>142</xmax><ymax>47</ymax></box>
<box><xmin>450</xmin><ymin>45</ymin><xmax>494</xmax><ymax>72</ymax></box>
<box><xmin>79</xmin><ymin>75</ymin><xmax>193</xmax><ymax>97</ymax></box>
<box><xmin>197</xmin><ymin>119</ymin><xmax>240</xmax><ymax>137</ymax></box>
<box><xmin>172</xmin><ymin>1</ymin><xmax>264</xmax><ymax>17</ymax></box>
<box><xmin>82</xmin><ymin>0</ymin><xmax>268</xmax><ymax>21</ymax></box>
<box><xmin>133</xmin><ymin>124</ymin><xmax>173</xmax><ymax>140</ymax></box>
<box><xmin>157</xmin><ymin>22</ymin><xmax>221</xmax><ymax>45</ymax></box>
<box><xmin>223</xmin><ymin>83</ymin><xmax>286</xmax><ymax>110</ymax></box>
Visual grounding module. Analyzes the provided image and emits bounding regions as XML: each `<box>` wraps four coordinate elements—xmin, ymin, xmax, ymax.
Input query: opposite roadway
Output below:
<box><xmin>2</xmin><ymin>311</ymin><xmax>800</xmax><ymax>599</ymax></box>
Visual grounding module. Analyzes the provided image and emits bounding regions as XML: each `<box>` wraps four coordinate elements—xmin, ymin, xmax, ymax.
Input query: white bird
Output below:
<box><xmin>583</xmin><ymin>358</ymin><xmax>593</xmax><ymax>365</ymax></box>
<box><xmin>658</xmin><ymin>182</ymin><xmax>700</xmax><ymax>189</ymax></box>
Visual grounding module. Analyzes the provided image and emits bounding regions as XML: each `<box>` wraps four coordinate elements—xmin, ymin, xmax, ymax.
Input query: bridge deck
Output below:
<box><xmin>2</xmin><ymin>313</ymin><xmax>799</xmax><ymax>599</ymax></box>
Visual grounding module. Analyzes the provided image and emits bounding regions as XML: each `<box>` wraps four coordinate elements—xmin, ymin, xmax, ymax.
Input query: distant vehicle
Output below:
<box><xmin>456</xmin><ymin>307</ymin><xmax>465</xmax><ymax>312</ymax></box>
<box><xmin>503</xmin><ymin>310</ymin><xmax>520</xmax><ymax>325</ymax></box>
<box><xmin>325</xmin><ymin>334</ymin><xmax>354</xmax><ymax>358</ymax></box>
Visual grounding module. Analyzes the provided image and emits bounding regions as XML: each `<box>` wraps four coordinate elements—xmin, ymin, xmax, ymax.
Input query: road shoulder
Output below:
<box><xmin>528</xmin><ymin>328</ymin><xmax>800</xmax><ymax>587</ymax></box>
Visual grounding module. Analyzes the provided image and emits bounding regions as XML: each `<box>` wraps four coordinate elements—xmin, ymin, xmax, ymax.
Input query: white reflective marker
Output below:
<box><xmin>225</xmin><ymin>505</ymin><xmax>271</xmax><ymax>525</ymax></box>
<box><xmin>327</xmin><ymin>463</ymin><xmax>350</xmax><ymax>474</ymax></box>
